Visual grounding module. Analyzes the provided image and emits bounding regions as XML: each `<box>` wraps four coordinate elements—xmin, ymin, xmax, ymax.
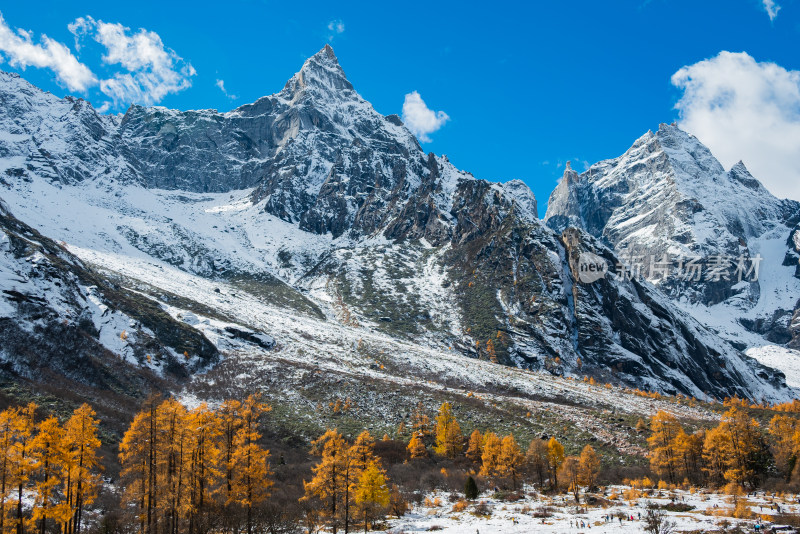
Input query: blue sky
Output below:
<box><xmin>1</xmin><ymin>0</ymin><xmax>798</xmax><ymax>210</ymax></box>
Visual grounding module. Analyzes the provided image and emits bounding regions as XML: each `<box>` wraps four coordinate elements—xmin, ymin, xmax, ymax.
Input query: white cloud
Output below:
<box><xmin>401</xmin><ymin>91</ymin><xmax>449</xmax><ymax>143</ymax></box>
<box><xmin>327</xmin><ymin>19</ymin><xmax>345</xmax><ymax>41</ymax></box>
<box><xmin>762</xmin><ymin>0</ymin><xmax>781</xmax><ymax>21</ymax></box>
<box><xmin>70</xmin><ymin>16</ymin><xmax>195</xmax><ymax>107</ymax></box>
<box><xmin>0</xmin><ymin>11</ymin><xmax>96</xmax><ymax>91</ymax></box>
<box><xmin>215</xmin><ymin>78</ymin><xmax>237</xmax><ymax>100</ymax></box>
<box><xmin>672</xmin><ymin>51</ymin><xmax>800</xmax><ymax>201</ymax></box>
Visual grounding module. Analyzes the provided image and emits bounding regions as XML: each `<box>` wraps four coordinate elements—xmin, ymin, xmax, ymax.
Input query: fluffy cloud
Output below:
<box><xmin>70</xmin><ymin>16</ymin><xmax>195</xmax><ymax>107</ymax></box>
<box><xmin>401</xmin><ymin>91</ymin><xmax>449</xmax><ymax>143</ymax></box>
<box><xmin>0</xmin><ymin>11</ymin><xmax>96</xmax><ymax>91</ymax></box>
<box><xmin>327</xmin><ymin>19</ymin><xmax>345</xmax><ymax>41</ymax></box>
<box><xmin>215</xmin><ymin>78</ymin><xmax>237</xmax><ymax>100</ymax></box>
<box><xmin>762</xmin><ymin>0</ymin><xmax>781</xmax><ymax>21</ymax></box>
<box><xmin>672</xmin><ymin>51</ymin><xmax>800</xmax><ymax>201</ymax></box>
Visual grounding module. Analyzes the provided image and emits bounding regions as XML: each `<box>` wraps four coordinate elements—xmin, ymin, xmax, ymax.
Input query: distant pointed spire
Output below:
<box><xmin>283</xmin><ymin>44</ymin><xmax>353</xmax><ymax>97</ymax></box>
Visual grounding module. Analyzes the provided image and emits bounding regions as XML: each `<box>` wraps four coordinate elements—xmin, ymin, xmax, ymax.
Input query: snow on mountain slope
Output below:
<box><xmin>0</xmin><ymin>48</ymin><xmax>795</xmax><ymax>402</ymax></box>
<box><xmin>545</xmin><ymin>123</ymin><xmax>800</xmax><ymax>384</ymax></box>
<box><xmin>0</xmin><ymin>196</ymin><xmax>219</xmax><ymax>403</ymax></box>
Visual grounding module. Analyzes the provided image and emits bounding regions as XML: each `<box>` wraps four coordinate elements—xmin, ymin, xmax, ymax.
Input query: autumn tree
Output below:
<box><xmin>702</xmin><ymin>425</ymin><xmax>731</xmax><ymax>486</ymax></box>
<box><xmin>526</xmin><ymin>439</ymin><xmax>548</xmax><ymax>488</ymax></box>
<box><xmin>578</xmin><ymin>445</ymin><xmax>600</xmax><ymax>490</ymax></box>
<box><xmin>8</xmin><ymin>403</ymin><xmax>36</xmax><ymax>534</ymax></box>
<box><xmin>229</xmin><ymin>395</ymin><xmax>273</xmax><ymax>534</ymax></box>
<box><xmin>410</xmin><ymin>403</ymin><xmax>431</xmax><ymax>440</ymax></box>
<box><xmin>721</xmin><ymin>406</ymin><xmax>768</xmax><ymax>488</ymax></box>
<box><xmin>186</xmin><ymin>403</ymin><xmax>222</xmax><ymax>534</ymax></box>
<box><xmin>31</xmin><ymin>416</ymin><xmax>69</xmax><ymax>534</ymax></box>
<box><xmin>559</xmin><ymin>456</ymin><xmax>581</xmax><ymax>502</ymax></box>
<box><xmin>485</xmin><ymin>339</ymin><xmax>498</xmax><ymax>364</ymax></box>
<box><xmin>768</xmin><ymin>415</ymin><xmax>799</xmax><ymax>482</ymax></box>
<box><xmin>303</xmin><ymin>430</ymin><xmax>355</xmax><ymax>534</ymax></box>
<box><xmin>673</xmin><ymin>429</ymin><xmax>705</xmax><ymax>484</ymax></box>
<box><xmin>63</xmin><ymin>404</ymin><xmax>102</xmax><ymax>534</ymax></box>
<box><xmin>351</xmin><ymin>431</ymin><xmax>377</xmax><ymax>473</ymax></box>
<box><xmin>0</xmin><ymin>407</ymin><xmax>19</xmax><ymax>534</ymax></box>
<box><xmin>497</xmin><ymin>435</ymin><xmax>524</xmax><ymax>490</ymax></box>
<box><xmin>354</xmin><ymin>464</ymin><xmax>389</xmax><ymax>534</ymax></box>
<box><xmin>433</xmin><ymin>403</ymin><xmax>462</xmax><ymax>459</ymax></box>
<box><xmin>547</xmin><ymin>437</ymin><xmax>565</xmax><ymax>490</ymax></box>
<box><xmin>407</xmin><ymin>433</ymin><xmax>427</xmax><ymax>459</ymax></box>
<box><xmin>119</xmin><ymin>396</ymin><xmax>162</xmax><ymax>534</ymax></box>
<box><xmin>465</xmin><ymin>430</ymin><xmax>482</xmax><ymax>464</ymax></box>
<box><xmin>218</xmin><ymin>399</ymin><xmax>242</xmax><ymax>510</ymax></box>
<box><xmin>156</xmin><ymin>398</ymin><xmax>191</xmax><ymax>534</ymax></box>
<box><xmin>479</xmin><ymin>433</ymin><xmax>502</xmax><ymax>478</ymax></box>
<box><xmin>647</xmin><ymin>411</ymin><xmax>681</xmax><ymax>484</ymax></box>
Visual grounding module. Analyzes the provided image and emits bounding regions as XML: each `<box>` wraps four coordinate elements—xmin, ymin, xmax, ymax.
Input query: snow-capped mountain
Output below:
<box><xmin>545</xmin><ymin>123</ymin><xmax>800</xmax><ymax>383</ymax></box>
<box><xmin>0</xmin><ymin>47</ymin><xmax>794</xmax><ymax>403</ymax></box>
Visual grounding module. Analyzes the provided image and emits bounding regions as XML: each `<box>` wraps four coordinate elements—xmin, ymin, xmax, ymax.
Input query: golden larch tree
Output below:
<box><xmin>479</xmin><ymin>433</ymin><xmax>502</xmax><ymax>478</ymax></box>
<box><xmin>647</xmin><ymin>411</ymin><xmax>682</xmax><ymax>484</ymax></box>
<box><xmin>31</xmin><ymin>416</ymin><xmax>69</xmax><ymax>534</ymax></box>
<box><xmin>559</xmin><ymin>456</ymin><xmax>581</xmax><ymax>502</ymax></box>
<box><xmin>769</xmin><ymin>415</ymin><xmax>800</xmax><ymax>481</ymax></box>
<box><xmin>578</xmin><ymin>445</ymin><xmax>600</xmax><ymax>490</ymax></box>
<box><xmin>465</xmin><ymin>430</ymin><xmax>483</xmax><ymax>464</ymax></box>
<box><xmin>407</xmin><ymin>433</ymin><xmax>427</xmax><ymax>459</ymax></box>
<box><xmin>526</xmin><ymin>439</ymin><xmax>548</xmax><ymax>488</ymax></box>
<box><xmin>433</xmin><ymin>402</ymin><xmax>462</xmax><ymax>458</ymax></box>
<box><xmin>63</xmin><ymin>404</ymin><xmax>102</xmax><ymax>534</ymax></box>
<box><xmin>302</xmin><ymin>429</ymin><xmax>349</xmax><ymax>534</ymax></box>
<box><xmin>546</xmin><ymin>437</ymin><xmax>565</xmax><ymax>490</ymax></box>
<box><xmin>497</xmin><ymin>435</ymin><xmax>524</xmax><ymax>490</ymax></box>
<box><xmin>229</xmin><ymin>395</ymin><xmax>273</xmax><ymax>534</ymax></box>
<box><xmin>354</xmin><ymin>464</ymin><xmax>390</xmax><ymax>534</ymax></box>
<box><xmin>9</xmin><ymin>403</ymin><xmax>36</xmax><ymax>534</ymax></box>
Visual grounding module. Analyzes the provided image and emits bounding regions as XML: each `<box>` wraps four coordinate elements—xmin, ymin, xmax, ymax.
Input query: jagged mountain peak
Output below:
<box><xmin>282</xmin><ymin>44</ymin><xmax>354</xmax><ymax>99</ymax></box>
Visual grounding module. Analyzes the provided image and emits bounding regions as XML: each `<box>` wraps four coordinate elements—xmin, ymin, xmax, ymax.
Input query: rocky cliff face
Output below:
<box><xmin>0</xmin><ymin>47</ymin><xmax>794</xmax><ymax>402</ymax></box>
<box><xmin>0</xmin><ymin>198</ymin><xmax>218</xmax><ymax>409</ymax></box>
<box><xmin>546</xmin><ymin>124</ymin><xmax>800</xmax><ymax>348</ymax></box>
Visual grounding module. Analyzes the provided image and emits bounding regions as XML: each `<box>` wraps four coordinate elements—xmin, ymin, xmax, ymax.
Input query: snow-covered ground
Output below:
<box><xmin>386</xmin><ymin>487</ymin><xmax>800</xmax><ymax>533</ymax></box>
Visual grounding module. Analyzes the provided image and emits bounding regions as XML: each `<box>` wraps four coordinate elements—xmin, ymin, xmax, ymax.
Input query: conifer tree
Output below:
<box><xmin>186</xmin><ymin>403</ymin><xmax>222</xmax><ymax>534</ymax></box>
<box><xmin>497</xmin><ymin>435</ymin><xmax>524</xmax><ymax>490</ymax></box>
<box><xmin>578</xmin><ymin>445</ymin><xmax>600</xmax><ymax>490</ymax></box>
<box><xmin>63</xmin><ymin>404</ymin><xmax>101</xmax><ymax>534</ymax></box>
<box><xmin>526</xmin><ymin>439</ymin><xmax>548</xmax><ymax>488</ymax></box>
<box><xmin>410</xmin><ymin>403</ymin><xmax>431</xmax><ymax>439</ymax></box>
<box><xmin>464</xmin><ymin>476</ymin><xmax>478</xmax><ymax>500</ymax></box>
<box><xmin>218</xmin><ymin>399</ymin><xmax>242</xmax><ymax>508</ymax></box>
<box><xmin>354</xmin><ymin>464</ymin><xmax>389</xmax><ymax>534</ymax></box>
<box><xmin>559</xmin><ymin>456</ymin><xmax>581</xmax><ymax>502</ymax></box>
<box><xmin>769</xmin><ymin>415</ymin><xmax>799</xmax><ymax>481</ymax></box>
<box><xmin>156</xmin><ymin>398</ymin><xmax>191</xmax><ymax>534</ymax></box>
<box><xmin>465</xmin><ymin>430</ymin><xmax>482</xmax><ymax>464</ymax></box>
<box><xmin>433</xmin><ymin>402</ymin><xmax>462</xmax><ymax>458</ymax></box>
<box><xmin>119</xmin><ymin>396</ymin><xmax>160</xmax><ymax>534</ymax></box>
<box><xmin>0</xmin><ymin>407</ymin><xmax>20</xmax><ymax>534</ymax></box>
<box><xmin>479</xmin><ymin>433</ymin><xmax>502</xmax><ymax>478</ymax></box>
<box><xmin>9</xmin><ymin>403</ymin><xmax>36</xmax><ymax>534</ymax></box>
<box><xmin>303</xmin><ymin>430</ymin><xmax>348</xmax><ymax>534</ymax></box>
<box><xmin>647</xmin><ymin>411</ymin><xmax>681</xmax><ymax>484</ymax></box>
<box><xmin>673</xmin><ymin>429</ymin><xmax>705</xmax><ymax>484</ymax></box>
<box><xmin>31</xmin><ymin>416</ymin><xmax>68</xmax><ymax>534</ymax></box>
<box><xmin>721</xmin><ymin>406</ymin><xmax>767</xmax><ymax>488</ymax></box>
<box><xmin>229</xmin><ymin>395</ymin><xmax>273</xmax><ymax>534</ymax></box>
<box><xmin>546</xmin><ymin>437</ymin><xmax>565</xmax><ymax>490</ymax></box>
<box><xmin>702</xmin><ymin>425</ymin><xmax>731</xmax><ymax>486</ymax></box>
<box><xmin>407</xmin><ymin>433</ymin><xmax>427</xmax><ymax>459</ymax></box>
<box><xmin>351</xmin><ymin>431</ymin><xmax>377</xmax><ymax>472</ymax></box>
